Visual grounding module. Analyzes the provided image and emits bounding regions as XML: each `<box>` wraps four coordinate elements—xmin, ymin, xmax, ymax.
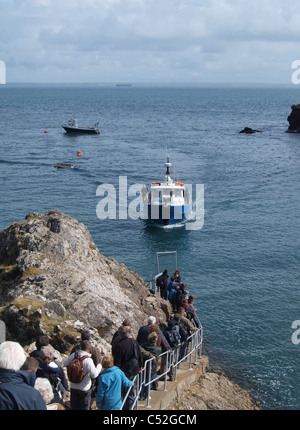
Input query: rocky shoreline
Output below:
<box><xmin>168</xmin><ymin>368</ymin><xmax>260</xmax><ymax>411</ymax></box>
<box><xmin>0</xmin><ymin>210</ymin><xmax>259</xmax><ymax>410</ymax></box>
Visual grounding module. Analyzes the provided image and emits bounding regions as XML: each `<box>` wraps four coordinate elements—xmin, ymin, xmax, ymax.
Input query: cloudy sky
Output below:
<box><xmin>0</xmin><ymin>0</ymin><xmax>299</xmax><ymax>84</ymax></box>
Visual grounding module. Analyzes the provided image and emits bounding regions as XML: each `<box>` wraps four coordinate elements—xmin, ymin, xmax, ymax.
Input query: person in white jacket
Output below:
<box><xmin>63</xmin><ymin>340</ymin><xmax>102</xmax><ymax>410</ymax></box>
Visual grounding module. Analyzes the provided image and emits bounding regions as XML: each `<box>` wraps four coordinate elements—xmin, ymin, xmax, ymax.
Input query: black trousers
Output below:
<box><xmin>70</xmin><ymin>388</ymin><xmax>91</xmax><ymax>410</ymax></box>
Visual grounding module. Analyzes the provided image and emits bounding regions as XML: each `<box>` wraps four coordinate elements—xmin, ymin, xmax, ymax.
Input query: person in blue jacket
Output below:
<box><xmin>96</xmin><ymin>354</ymin><xmax>133</xmax><ymax>410</ymax></box>
<box><xmin>0</xmin><ymin>341</ymin><xmax>46</xmax><ymax>410</ymax></box>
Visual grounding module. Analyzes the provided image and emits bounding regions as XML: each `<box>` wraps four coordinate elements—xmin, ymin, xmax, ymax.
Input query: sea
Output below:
<box><xmin>0</xmin><ymin>83</ymin><xmax>299</xmax><ymax>410</ymax></box>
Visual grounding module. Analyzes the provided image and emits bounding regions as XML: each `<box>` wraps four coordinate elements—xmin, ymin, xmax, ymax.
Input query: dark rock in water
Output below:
<box><xmin>239</xmin><ymin>127</ymin><xmax>261</xmax><ymax>134</ymax></box>
<box><xmin>0</xmin><ymin>210</ymin><xmax>170</xmax><ymax>353</ymax></box>
<box><xmin>287</xmin><ymin>104</ymin><xmax>300</xmax><ymax>133</ymax></box>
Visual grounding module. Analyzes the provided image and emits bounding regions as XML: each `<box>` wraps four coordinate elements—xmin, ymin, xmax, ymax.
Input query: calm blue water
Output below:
<box><xmin>0</xmin><ymin>84</ymin><xmax>299</xmax><ymax>409</ymax></box>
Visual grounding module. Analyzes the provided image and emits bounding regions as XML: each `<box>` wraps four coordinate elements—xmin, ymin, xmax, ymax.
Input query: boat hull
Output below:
<box><xmin>54</xmin><ymin>163</ymin><xmax>74</xmax><ymax>169</ymax></box>
<box><xmin>147</xmin><ymin>203</ymin><xmax>192</xmax><ymax>227</ymax></box>
<box><xmin>62</xmin><ymin>126</ymin><xmax>100</xmax><ymax>135</ymax></box>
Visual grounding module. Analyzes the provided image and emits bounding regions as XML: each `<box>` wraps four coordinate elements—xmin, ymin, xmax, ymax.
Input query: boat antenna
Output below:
<box><xmin>172</xmin><ymin>165</ymin><xmax>181</xmax><ymax>182</ymax></box>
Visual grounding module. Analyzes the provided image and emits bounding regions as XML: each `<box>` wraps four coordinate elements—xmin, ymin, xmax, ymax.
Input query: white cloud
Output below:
<box><xmin>0</xmin><ymin>0</ymin><xmax>300</xmax><ymax>83</ymax></box>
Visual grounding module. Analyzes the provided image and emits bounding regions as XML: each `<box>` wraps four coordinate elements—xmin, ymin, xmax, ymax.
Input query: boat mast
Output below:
<box><xmin>165</xmin><ymin>156</ymin><xmax>173</xmax><ymax>185</ymax></box>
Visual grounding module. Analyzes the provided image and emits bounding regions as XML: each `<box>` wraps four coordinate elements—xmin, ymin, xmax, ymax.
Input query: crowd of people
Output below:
<box><xmin>0</xmin><ymin>269</ymin><xmax>200</xmax><ymax>411</ymax></box>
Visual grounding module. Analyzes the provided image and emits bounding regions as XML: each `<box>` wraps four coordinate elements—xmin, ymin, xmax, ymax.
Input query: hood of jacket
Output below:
<box><xmin>0</xmin><ymin>368</ymin><xmax>36</xmax><ymax>387</ymax></box>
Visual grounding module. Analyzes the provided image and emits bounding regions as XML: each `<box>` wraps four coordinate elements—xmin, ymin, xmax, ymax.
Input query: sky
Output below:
<box><xmin>0</xmin><ymin>0</ymin><xmax>300</xmax><ymax>84</ymax></box>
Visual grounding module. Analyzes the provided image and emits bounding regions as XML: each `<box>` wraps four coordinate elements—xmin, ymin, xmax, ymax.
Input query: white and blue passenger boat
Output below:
<box><xmin>144</xmin><ymin>156</ymin><xmax>193</xmax><ymax>227</ymax></box>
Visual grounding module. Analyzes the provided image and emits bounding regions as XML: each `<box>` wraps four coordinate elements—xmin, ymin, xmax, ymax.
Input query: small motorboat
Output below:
<box><xmin>143</xmin><ymin>156</ymin><xmax>193</xmax><ymax>227</ymax></box>
<box><xmin>62</xmin><ymin>119</ymin><xmax>100</xmax><ymax>135</ymax></box>
<box><xmin>54</xmin><ymin>163</ymin><xmax>74</xmax><ymax>169</ymax></box>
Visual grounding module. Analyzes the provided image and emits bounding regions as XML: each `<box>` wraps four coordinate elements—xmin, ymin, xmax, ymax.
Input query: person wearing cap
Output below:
<box><xmin>36</xmin><ymin>344</ymin><xmax>68</xmax><ymax>404</ymax></box>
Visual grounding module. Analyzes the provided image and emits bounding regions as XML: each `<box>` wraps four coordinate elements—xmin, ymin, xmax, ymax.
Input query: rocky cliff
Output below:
<box><xmin>287</xmin><ymin>104</ymin><xmax>300</xmax><ymax>132</ymax></box>
<box><xmin>0</xmin><ymin>210</ymin><xmax>259</xmax><ymax>410</ymax></box>
<box><xmin>0</xmin><ymin>210</ymin><xmax>170</xmax><ymax>353</ymax></box>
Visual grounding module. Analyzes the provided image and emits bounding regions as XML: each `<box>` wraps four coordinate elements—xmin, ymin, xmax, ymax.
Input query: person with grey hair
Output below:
<box><xmin>136</xmin><ymin>316</ymin><xmax>156</xmax><ymax>345</ymax></box>
<box><xmin>0</xmin><ymin>341</ymin><xmax>46</xmax><ymax>410</ymax></box>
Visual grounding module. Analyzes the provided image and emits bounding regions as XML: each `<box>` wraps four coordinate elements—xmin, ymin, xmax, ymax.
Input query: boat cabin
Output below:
<box><xmin>67</xmin><ymin>119</ymin><xmax>79</xmax><ymax>128</ymax></box>
<box><xmin>150</xmin><ymin>182</ymin><xmax>189</xmax><ymax>206</ymax></box>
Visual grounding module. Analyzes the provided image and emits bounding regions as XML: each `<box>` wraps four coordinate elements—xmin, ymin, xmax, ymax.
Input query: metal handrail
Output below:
<box><xmin>121</xmin><ymin>250</ymin><xmax>203</xmax><ymax>410</ymax></box>
<box><xmin>120</xmin><ymin>323</ymin><xmax>203</xmax><ymax>410</ymax></box>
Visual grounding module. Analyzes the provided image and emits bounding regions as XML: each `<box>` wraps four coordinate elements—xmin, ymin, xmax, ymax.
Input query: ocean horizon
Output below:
<box><xmin>0</xmin><ymin>84</ymin><xmax>299</xmax><ymax>409</ymax></box>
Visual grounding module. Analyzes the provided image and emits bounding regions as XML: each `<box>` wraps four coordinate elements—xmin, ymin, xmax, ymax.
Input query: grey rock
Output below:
<box><xmin>0</xmin><ymin>210</ymin><xmax>170</xmax><ymax>353</ymax></box>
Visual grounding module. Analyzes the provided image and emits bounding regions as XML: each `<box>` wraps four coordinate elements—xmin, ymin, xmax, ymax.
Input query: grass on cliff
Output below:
<box><xmin>2</xmin><ymin>297</ymin><xmax>78</xmax><ymax>348</ymax></box>
<box><xmin>20</xmin><ymin>267</ymin><xmax>46</xmax><ymax>282</ymax></box>
<box><xmin>0</xmin><ymin>264</ymin><xmax>45</xmax><ymax>284</ymax></box>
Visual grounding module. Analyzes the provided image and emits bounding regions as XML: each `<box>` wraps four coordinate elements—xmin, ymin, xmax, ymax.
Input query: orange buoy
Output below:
<box><xmin>77</xmin><ymin>151</ymin><xmax>83</xmax><ymax>156</ymax></box>
<box><xmin>44</xmin><ymin>130</ymin><xmax>48</xmax><ymax>133</ymax></box>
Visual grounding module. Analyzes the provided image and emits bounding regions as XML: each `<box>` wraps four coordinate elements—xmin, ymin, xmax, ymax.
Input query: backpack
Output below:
<box><xmin>166</xmin><ymin>330</ymin><xmax>181</xmax><ymax>349</ymax></box>
<box><xmin>168</xmin><ymin>289</ymin><xmax>175</xmax><ymax>301</ymax></box>
<box><xmin>176</xmin><ymin>321</ymin><xmax>188</xmax><ymax>342</ymax></box>
<box><xmin>67</xmin><ymin>352</ymin><xmax>89</xmax><ymax>383</ymax></box>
